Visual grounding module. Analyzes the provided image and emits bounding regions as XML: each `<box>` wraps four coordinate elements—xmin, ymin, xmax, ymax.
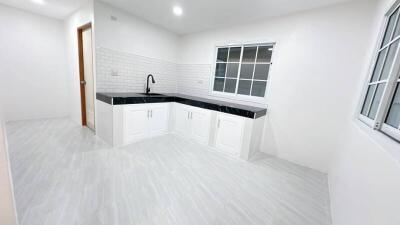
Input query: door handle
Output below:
<box><xmin>80</xmin><ymin>80</ymin><xmax>86</xmax><ymax>85</ymax></box>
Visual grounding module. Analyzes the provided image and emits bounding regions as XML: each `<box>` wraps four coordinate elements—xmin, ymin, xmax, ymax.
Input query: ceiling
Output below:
<box><xmin>0</xmin><ymin>0</ymin><xmax>354</xmax><ymax>33</ymax></box>
<box><xmin>0</xmin><ymin>0</ymin><xmax>88</xmax><ymax>19</ymax></box>
<box><xmin>100</xmin><ymin>0</ymin><xmax>354</xmax><ymax>34</ymax></box>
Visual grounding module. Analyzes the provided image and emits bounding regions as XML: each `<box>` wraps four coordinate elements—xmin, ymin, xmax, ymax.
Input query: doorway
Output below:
<box><xmin>77</xmin><ymin>23</ymin><xmax>95</xmax><ymax>131</ymax></box>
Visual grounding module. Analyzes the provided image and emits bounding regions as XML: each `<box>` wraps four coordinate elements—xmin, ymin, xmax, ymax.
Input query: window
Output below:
<box><xmin>359</xmin><ymin>2</ymin><xmax>400</xmax><ymax>141</ymax></box>
<box><xmin>212</xmin><ymin>44</ymin><xmax>274</xmax><ymax>99</ymax></box>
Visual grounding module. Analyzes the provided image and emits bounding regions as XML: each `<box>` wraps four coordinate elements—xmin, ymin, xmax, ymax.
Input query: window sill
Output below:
<box><xmin>381</xmin><ymin>124</ymin><xmax>400</xmax><ymax>141</ymax></box>
<box><xmin>358</xmin><ymin>114</ymin><xmax>400</xmax><ymax>142</ymax></box>
<box><xmin>209</xmin><ymin>91</ymin><xmax>267</xmax><ymax>107</ymax></box>
<box><xmin>358</xmin><ymin>114</ymin><xmax>375</xmax><ymax>127</ymax></box>
<box><xmin>354</xmin><ymin>118</ymin><xmax>400</xmax><ymax>162</ymax></box>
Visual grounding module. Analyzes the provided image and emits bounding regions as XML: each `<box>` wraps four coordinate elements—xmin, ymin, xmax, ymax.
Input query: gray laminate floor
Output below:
<box><xmin>6</xmin><ymin>118</ymin><xmax>332</xmax><ymax>225</ymax></box>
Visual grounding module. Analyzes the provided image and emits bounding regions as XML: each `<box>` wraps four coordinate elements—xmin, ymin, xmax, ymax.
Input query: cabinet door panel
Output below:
<box><xmin>190</xmin><ymin>108</ymin><xmax>212</xmax><ymax>144</ymax></box>
<box><xmin>148</xmin><ymin>104</ymin><xmax>169</xmax><ymax>137</ymax></box>
<box><xmin>215</xmin><ymin>113</ymin><xmax>244</xmax><ymax>156</ymax></box>
<box><xmin>174</xmin><ymin>104</ymin><xmax>191</xmax><ymax>137</ymax></box>
<box><xmin>124</xmin><ymin>106</ymin><xmax>148</xmax><ymax>144</ymax></box>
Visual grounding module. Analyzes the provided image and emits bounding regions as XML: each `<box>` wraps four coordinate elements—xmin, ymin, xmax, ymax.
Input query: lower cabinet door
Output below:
<box><xmin>215</xmin><ymin>113</ymin><xmax>244</xmax><ymax>156</ymax></box>
<box><xmin>173</xmin><ymin>104</ymin><xmax>191</xmax><ymax>137</ymax></box>
<box><xmin>148</xmin><ymin>104</ymin><xmax>169</xmax><ymax>137</ymax></box>
<box><xmin>190</xmin><ymin>107</ymin><xmax>212</xmax><ymax>144</ymax></box>
<box><xmin>123</xmin><ymin>105</ymin><xmax>149</xmax><ymax>144</ymax></box>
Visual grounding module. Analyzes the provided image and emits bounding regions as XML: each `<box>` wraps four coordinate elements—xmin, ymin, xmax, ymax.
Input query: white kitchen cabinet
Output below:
<box><xmin>97</xmin><ymin>99</ymin><xmax>265</xmax><ymax>160</ymax></box>
<box><xmin>123</xmin><ymin>103</ymin><xmax>169</xmax><ymax>144</ymax></box>
<box><xmin>173</xmin><ymin>103</ymin><xmax>212</xmax><ymax>144</ymax></box>
<box><xmin>190</xmin><ymin>107</ymin><xmax>212</xmax><ymax>144</ymax></box>
<box><xmin>124</xmin><ymin>105</ymin><xmax>148</xmax><ymax>143</ymax></box>
<box><xmin>173</xmin><ymin>104</ymin><xmax>191</xmax><ymax>138</ymax></box>
<box><xmin>215</xmin><ymin>113</ymin><xmax>245</xmax><ymax>156</ymax></box>
<box><xmin>148</xmin><ymin>104</ymin><xmax>169</xmax><ymax>137</ymax></box>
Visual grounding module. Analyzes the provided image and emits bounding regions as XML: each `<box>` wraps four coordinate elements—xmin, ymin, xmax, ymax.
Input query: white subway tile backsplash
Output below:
<box><xmin>96</xmin><ymin>47</ymin><xmax>178</xmax><ymax>93</ymax></box>
<box><xmin>96</xmin><ymin>47</ymin><xmax>212</xmax><ymax>95</ymax></box>
<box><xmin>177</xmin><ymin>64</ymin><xmax>212</xmax><ymax>97</ymax></box>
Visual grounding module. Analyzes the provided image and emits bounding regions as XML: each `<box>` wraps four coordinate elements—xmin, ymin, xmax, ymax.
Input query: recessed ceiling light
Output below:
<box><xmin>173</xmin><ymin>6</ymin><xmax>183</xmax><ymax>16</ymax></box>
<box><xmin>31</xmin><ymin>0</ymin><xmax>45</xmax><ymax>5</ymax></box>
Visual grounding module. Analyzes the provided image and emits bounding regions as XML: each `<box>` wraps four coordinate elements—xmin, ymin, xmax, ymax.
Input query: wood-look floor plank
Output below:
<box><xmin>6</xmin><ymin>118</ymin><xmax>332</xmax><ymax>225</ymax></box>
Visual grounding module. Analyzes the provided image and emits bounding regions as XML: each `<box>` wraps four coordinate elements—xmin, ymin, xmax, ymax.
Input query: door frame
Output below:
<box><xmin>77</xmin><ymin>22</ymin><xmax>92</xmax><ymax>126</ymax></box>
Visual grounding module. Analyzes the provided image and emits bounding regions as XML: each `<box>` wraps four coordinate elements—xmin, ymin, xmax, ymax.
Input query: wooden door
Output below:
<box><xmin>78</xmin><ymin>23</ymin><xmax>95</xmax><ymax>130</ymax></box>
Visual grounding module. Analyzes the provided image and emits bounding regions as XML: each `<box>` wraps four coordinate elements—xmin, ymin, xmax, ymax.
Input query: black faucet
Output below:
<box><xmin>146</xmin><ymin>74</ymin><xmax>155</xmax><ymax>94</ymax></box>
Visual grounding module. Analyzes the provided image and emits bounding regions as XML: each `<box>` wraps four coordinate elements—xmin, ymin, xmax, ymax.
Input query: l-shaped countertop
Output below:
<box><xmin>96</xmin><ymin>93</ymin><xmax>267</xmax><ymax>119</ymax></box>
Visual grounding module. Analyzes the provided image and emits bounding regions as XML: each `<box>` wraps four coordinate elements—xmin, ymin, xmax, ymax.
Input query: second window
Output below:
<box><xmin>213</xmin><ymin>44</ymin><xmax>274</xmax><ymax>98</ymax></box>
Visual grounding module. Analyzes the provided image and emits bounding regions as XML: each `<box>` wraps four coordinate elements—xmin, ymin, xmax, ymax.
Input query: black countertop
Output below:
<box><xmin>96</xmin><ymin>92</ymin><xmax>267</xmax><ymax>119</ymax></box>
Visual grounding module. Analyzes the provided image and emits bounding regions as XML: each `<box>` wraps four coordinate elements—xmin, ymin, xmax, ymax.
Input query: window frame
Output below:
<box><xmin>209</xmin><ymin>42</ymin><xmax>276</xmax><ymax>104</ymax></box>
<box><xmin>358</xmin><ymin>1</ymin><xmax>400</xmax><ymax>142</ymax></box>
<box><xmin>381</xmin><ymin>78</ymin><xmax>400</xmax><ymax>140</ymax></box>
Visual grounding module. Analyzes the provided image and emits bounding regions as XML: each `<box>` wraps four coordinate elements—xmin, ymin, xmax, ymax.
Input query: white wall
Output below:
<box><xmin>93</xmin><ymin>1</ymin><xmax>180</xmax><ymax>94</ymax></box>
<box><xmin>64</xmin><ymin>1</ymin><xmax>94</xmax><ymax>125</ymax></box>
<box><xmin>329</xmin><ymin>123</ymin><xmax>400</xmax><ymax>225</ymax></box>
<box><xmin>329</xmin><ymin>0</ymin><xmax>400</xmax><ymax>224</ymax></box>
<box><xmin>178</xmin><ymin>0</ymin><xmax>377</xmax><ymax>172</ymax></box>
<box><xmin>94</xmin><ymin>1</ymin><xmax>179</xmax><ymax>63</ymax></box>
<box><xmin>0</xmin><ymin>4</ymin><xmax>69</xmax><ymax>121</ymax></box>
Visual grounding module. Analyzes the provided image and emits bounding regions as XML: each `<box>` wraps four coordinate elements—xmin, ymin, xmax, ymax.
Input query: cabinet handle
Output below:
<box><xmin>217</xmin><ymin>119</ymin><xmax>220</xmax><ymax>128</ymax></box>
<box><xmin>147</xmin><ymin>110</ymin><xmax>149</xmax><ymax>118</ymax></box>
<box><xmin>187</xmin><ymin>111</ymin><xmax>189</xmax><ymax>119</ymax></box>
<box><xmin>151</xmin><ymin>110</ymin><xmax>153</xmax><ymax>118</ymax></box>
<box><xmin>191</xmin><ymin>112</ymin><xmax>193</xmax><ymax>119</ymax></box>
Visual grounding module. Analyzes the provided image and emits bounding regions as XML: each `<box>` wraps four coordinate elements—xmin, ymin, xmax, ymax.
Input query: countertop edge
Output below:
<box><xmin>96</xmin><ymin>93</ymin><xmax>267</xmax><ymax>119</ymax></box>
